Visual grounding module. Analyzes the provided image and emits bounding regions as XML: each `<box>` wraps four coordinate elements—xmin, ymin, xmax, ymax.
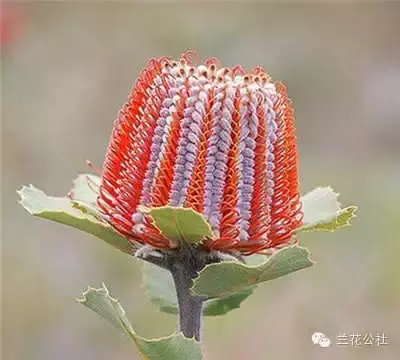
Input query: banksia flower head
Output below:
<box><xmin>98</xmin><ymin>51</ymin><xmax>303</xmax><ymax>255</ymax></box>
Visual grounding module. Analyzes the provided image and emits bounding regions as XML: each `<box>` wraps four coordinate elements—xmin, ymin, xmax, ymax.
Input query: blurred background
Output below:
<box><xmin>2</xmin><ymin>2</ymin><xmax>400</xmax><ymax>360</ymax></box>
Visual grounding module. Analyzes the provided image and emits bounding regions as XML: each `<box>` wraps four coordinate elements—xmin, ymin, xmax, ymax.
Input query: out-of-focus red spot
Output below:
<box><xmin>1</xmin><ymin>5</ymin><xmax>23</xmax><ymax>48</ymax></box>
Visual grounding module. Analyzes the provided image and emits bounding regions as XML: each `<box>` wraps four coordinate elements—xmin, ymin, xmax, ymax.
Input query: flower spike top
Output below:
<box><xmin>98</xmin><ymin>51</ymin><xmax>303</xmax><ymax>255</ymax></box>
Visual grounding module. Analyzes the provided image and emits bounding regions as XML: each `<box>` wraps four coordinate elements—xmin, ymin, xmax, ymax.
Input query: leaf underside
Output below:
<box><xmin>18</xmin><ymin>185</ymin><xmax>135</xmax><ymax>255</ymax></box>
<box><xmin>78</xmin><ymin>284</ymin><xmax>202</xmax><ymax>360</ymax></box>
<box><xmin>191</xmin><ymin>245</ymin><xmax>314</xmax><ymax>298</ymax></box>
<box><xmin>299</xmin><ymin>186</ymin><xmax>358</xmax><ymax>232</ymax></box>
<box><xmin>18</xmin><ymin>176</ymin><xmax>356</xmax><ymax>257</ymax></box>
<box><xmin>142</xmin><ymin>262</ymin><xmax>253</xmax><ymax>316</ymax></box>
<box><xmin>70</xmin><ymin>173</ymin><xmax>100</xmax><ymax>205</ymax></box>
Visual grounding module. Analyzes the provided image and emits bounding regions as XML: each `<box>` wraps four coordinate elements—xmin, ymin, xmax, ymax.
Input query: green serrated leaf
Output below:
<box><xmin>142</xmin><ymin>262</ymin><xmax>253</xmax><ymax>316</ymax></box>
<box><xmin>18</xmin><ymin>185</ymin><xmax>135</xmax><ymax>255</ymax></box>
<box><xmin>140</xmin><ymin>206</ymin><xmax>212</xmax><ymax>245</ymax></box>
<box><xmin>78</xmin><ymin>283</ymin><xmax>135</xmax><ymax>336</ymax></box>
<box><xmin>301</xmin><ymin>206</ymin><xmax>358</xmax><ymax>232</ymax></box>
<box><xmin>78</xmin><ymin>284</ymin><xmax>202</xmax><ymax>360</ymax></box>
<box><xmin>244</xmin><ymin>254</ymin><xmax>268</xmax><ymax>266</ymax></box>
<box><xmin>202</xmin><ymin>289</ymin><xmax>253</xmax><ymax>316</ymax></box>
<box><xmin>299</xmin><ymin>186</ymin><xmax>358</xmax><ymax>232</ymax></box>
<box><xmin>191</xmin><ymin>245</ymin><xmax>314</xmax><ymax>298</ymax></box>
<box><xmin>142</xmin><ymin>262</ymin><xmax>178</xmax><ymax>315</ymax></box>
<box><xmin>69</xmin><ymin>173</ymin><xmax>100</xmax><ymax>205</ymax></box>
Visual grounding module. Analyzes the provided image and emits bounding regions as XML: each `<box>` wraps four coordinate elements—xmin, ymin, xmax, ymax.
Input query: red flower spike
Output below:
<box><xmin>98</xmin><ymin>52</ymin><xmax>303</xmax><ymax>255</ymax></box>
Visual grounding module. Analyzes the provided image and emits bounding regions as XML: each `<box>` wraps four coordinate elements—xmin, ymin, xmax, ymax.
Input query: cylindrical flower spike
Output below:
<box><xmin>98</xmin><ymin>51</ymin><xmax>303</xmax><ymax>255</ymax></box>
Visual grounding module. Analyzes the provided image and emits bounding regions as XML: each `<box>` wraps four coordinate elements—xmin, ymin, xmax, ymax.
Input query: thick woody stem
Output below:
<box><xmin>136</xmin><ymin>243</ymin><xmax>221</xmax><ymax>340</ymax></box>
<box><xmin>168</xmin><ymin>246</ymin><xmax>208</xmax><ymax>341</ymax></box>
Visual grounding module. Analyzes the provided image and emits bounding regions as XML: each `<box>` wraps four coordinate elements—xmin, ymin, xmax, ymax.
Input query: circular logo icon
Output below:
<box><xmin>312</xmin><ymin>332</ymin><xmax>331</xmax><ymax>348</ymax></box>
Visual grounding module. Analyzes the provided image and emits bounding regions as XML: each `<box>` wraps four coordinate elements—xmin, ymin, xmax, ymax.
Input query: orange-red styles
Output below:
<box><xmin>98</xmin><ymin>51</ymin><xmax>303</xmax><ymax>255</ymax></box>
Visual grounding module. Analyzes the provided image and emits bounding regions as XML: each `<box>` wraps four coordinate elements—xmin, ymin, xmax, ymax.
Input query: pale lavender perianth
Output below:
<box><xmin>203</xmin><ymin>83</ymin><xmax>230</xmax><ymax>228</ymax></box>
<box><xmin>236</xmin><ymin>88</ymin><xmax>248</xmax><ymax>239</ymax></box>
<box><xmin>236</xmin><ymin>85</ymin><xmax>259</xmax><ymax>241</ymax></box>
<box><xmin>131</xmin><ymin>211</ymin><xmax>145</xmax><ymax>224</ymax></box>
<box><xmin>257</xmin><ymin>84</ymin><xmax>278</xmax><ymax>210</ymax></box>
<box><xmin>139</xmin><ymin>74</ymin><xmax>179</xmax><ymax>205</ymax></box>
<box><xmin>266</xmin><ymin>109</ymin><xmax>277</xmax><ymax>205</ymax></box>
<box><xmin>207</xmin><ymin>84</ymin><xmax>236</xmax><ymax>230</ymax></box>
<box><xmin>178</xmin><ymin>85</ymin><xmax>209</xmax><ymax>204</ymax></box>
<box><xmin>169</xmin><ymin>77</ymin><xmax>206</xmax><ymax>206</ymax></box>
<box><xmin>264</xmin><ymin>86</ymin><xmax>278</xmax><ymax>207</ymax></box>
